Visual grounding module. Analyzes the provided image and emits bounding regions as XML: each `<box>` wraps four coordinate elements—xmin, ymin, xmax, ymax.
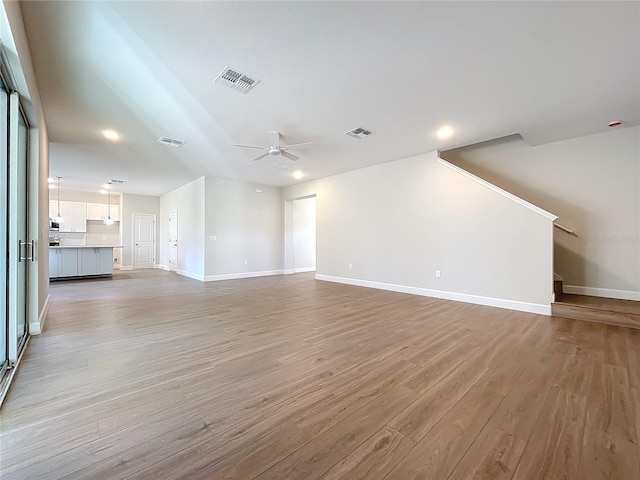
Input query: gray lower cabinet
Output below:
<box><xmin>77</xmin><ymin>248</ymin><xmax>113</xmax><ymax>276</ymax></box>
<box><xmin>50</xmin><ymin>247</ymin><xmax>113</xmax><ymax>278</ymax></box>
<box><xmin>49</xmin><ymin>248</ymin><xmax>79</xmax><ymax>278</ymax></box>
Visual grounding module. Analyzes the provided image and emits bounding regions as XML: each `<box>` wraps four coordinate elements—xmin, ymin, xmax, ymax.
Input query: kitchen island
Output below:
<box><xmin>49</xmin><ymin>245</ymin><xmax>122</xmax><ymax>280</ymax></box>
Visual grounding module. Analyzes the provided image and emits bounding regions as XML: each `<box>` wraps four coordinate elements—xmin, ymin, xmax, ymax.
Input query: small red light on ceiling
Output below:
<box><xmin>608</xmin><ymin>121</ymin><xmax>622</xmax><ymax>128</ymax></box>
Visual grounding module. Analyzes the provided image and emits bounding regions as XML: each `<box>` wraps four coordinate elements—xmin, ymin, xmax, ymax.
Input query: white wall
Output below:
<box><xmin>159</xmin><ymin>177</ymin><xmax>205</xmax><ymax>278</ymax></box>
<box><xmin>121</xmin><ymin>193</ymin><xmax>160</xmax><ymax>269</ymax></box>
<box><xmin>292</xmin><ymin>196</ymin><xmax>316</xmax><ymax>272</ymax></box>
<box><xmin>283</xmin><ymin>151</ymin><xmax>555</xmax><ymax>313</ymax></box>
<box><xmin>204</xmin><ymin>177</ymin><xmax>283</xmax><ymax>279</ymax></box>
<box><xmin>443</xmin><ymin>126</ymin><xmax>640</xmax><ymax>299</ymax></box>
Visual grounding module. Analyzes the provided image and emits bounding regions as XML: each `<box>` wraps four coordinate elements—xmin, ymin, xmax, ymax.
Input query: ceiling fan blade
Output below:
<box><xmin>234</xmin><ymin>144</ymin><xmax>267</xmax><ymax>150</ymax></box>
<box><xmin>281</xmin><ymin>151</ymin><xmax>300</xmax><ymax>161</ymax></box>
<box><xmin>252</xmin><ymin>152</ymin><xmax>270</xmax><ymax>162</ymax></box>
<box><xmin>281</xmin><ymin>141</ymin><xmax>312</xmax><ymax>149</ymax></box>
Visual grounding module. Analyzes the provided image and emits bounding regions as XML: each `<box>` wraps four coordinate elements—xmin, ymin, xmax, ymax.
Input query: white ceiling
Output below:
<box><xmin>20</xmin><ymin>1</ymin><xmax>640</xmax><ymax>196</ymax></box>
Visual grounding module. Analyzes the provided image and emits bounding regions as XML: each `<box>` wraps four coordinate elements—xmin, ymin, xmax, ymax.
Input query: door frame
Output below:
<box><xmin>133</xmin><ymin>213</ymin><xmax>156</xmax><ymax>269</ymax></box>
<box><xmin>284</xmin><ymin>194</ymin><xmax>317</xmax><ymax>274</ymax></box>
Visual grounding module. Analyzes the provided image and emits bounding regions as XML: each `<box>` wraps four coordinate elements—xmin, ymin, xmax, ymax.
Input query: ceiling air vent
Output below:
<box><xmin>214</xmin><ymin>66</ymin><xmax>260</xmax><ymax>94</ymax></box>
<box><xmin>270</xmin><ymin>163</ymin><xmax>289</xmax><ymax>170</ymax></box>
<box><xmin>110</xmin><ymin>179</ymin><xmax>126</xmax><ymax>185</ymax></box>
<box><xmin>345</xmin><ymin>127</ymin><xmax>373</xmax><ymax>139</ymax></box>
<box><xmin>158</xmin><ymin>137</ymin><xmax>186</xmax><ymax>148</ymax></box>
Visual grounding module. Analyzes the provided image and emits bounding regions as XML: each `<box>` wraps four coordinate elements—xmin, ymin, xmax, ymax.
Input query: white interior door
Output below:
<box><xmin>134</xmin><ymin>214</ymin><xmax>155</xmax><ymax>269</ymax></box>
<box><xmin>168</xmin><ymin>210</ymin><xmax>178</xmax><ymax>271</ymax></box>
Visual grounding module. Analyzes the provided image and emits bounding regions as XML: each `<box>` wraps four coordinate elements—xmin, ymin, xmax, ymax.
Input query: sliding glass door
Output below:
<box><xmin>0</xmin><ymin>84</ymin><xmax>6</xmax><ymax>377</ymax></box>
<box><xmin>7</xmin><ymin>92</ymin><xmax>29</xmax><ymax>362</ymax></box>
<box><xmin>2</xmin><ymin>86</ymin><xmax>30</xmax><ymax>388</ymax></box>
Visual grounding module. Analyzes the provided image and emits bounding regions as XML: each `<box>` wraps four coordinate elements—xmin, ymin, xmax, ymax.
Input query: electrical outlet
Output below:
<box><xmin>348</xmin><ymin>263</ymin><xmax>353</xmax><ymax>269</ymax></box>
<box><xmin>243</xmin><ymin>259</ymin><xmax>248</xmax><ymax>265</ymax></box>
<box><xmin>435</xmin><ymin>270</ymin><xmax>441</xmax><ymax>278</ymax></box>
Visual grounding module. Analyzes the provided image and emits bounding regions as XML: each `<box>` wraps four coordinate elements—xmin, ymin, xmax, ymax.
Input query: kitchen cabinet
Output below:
<box><xmin>57</xmin><ymin>201</ymin><xmax>87</xmax><ymax>232</ymax></box>
<box><xmin>49</xmin><ymin>200</ymin><xmax>59</xmax><ymax>219</ymax></box>
<box><xmin>49</xmin><ymin>248</ymin><xmax>79</xmax><ymax>278</ymax></box>
<box><xmin>49</xmin><ymin>246</ymin><xmax>116</xmax><ymax>279</ymax></box>
<box><xmin>77</xmin><ymin>247</ymin><xmax>113</xmax><ymax>276</ymax></box>
<box><xmin>86</xmin><ymin>203</ymin><xmax>120</xmax><ymax>222</ymax></box>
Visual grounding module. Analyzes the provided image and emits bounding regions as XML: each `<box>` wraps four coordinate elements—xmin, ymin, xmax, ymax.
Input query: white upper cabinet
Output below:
<box><xmin>57</xmin><ymin>201</ymin><xmax>87</xmax><ymax>232</ymax></box>
<box><xmin>86</xmin><ymin>202</ymin><xmax>120</xmax><ymax>222</ymax></box>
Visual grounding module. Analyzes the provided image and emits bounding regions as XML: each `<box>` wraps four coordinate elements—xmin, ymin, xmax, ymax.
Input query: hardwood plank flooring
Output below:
<box><xmin>1</xmin><ymin>270</ymin><xmax>639</xmax><ymax>479</ymax></box>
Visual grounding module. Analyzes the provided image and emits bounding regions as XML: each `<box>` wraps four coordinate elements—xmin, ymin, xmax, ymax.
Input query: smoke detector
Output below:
<box><xmin>345</xmin><ymin>127</ymin><xmax>373</xmax><ymax>139</ymax></box>
<box><xmin>214</xmin><ymin>66</ymin><xmax>260</xmax><ymax>94</ymax></box>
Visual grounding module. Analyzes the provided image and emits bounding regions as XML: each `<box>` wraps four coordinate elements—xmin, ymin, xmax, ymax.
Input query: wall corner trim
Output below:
<box><xmin>315</xmin><ymin>274</ymin><xmax>552</xmax><ymax>316</ymax></box>
<box><xmin>29</xmin><ymin>293</ymin><xmax>50</xmax><ymax>335</ymax></box>
<box><xmin>436</xmin><ymin>155</ymin><xmax>557</xmax><ymax>221</ymax></box>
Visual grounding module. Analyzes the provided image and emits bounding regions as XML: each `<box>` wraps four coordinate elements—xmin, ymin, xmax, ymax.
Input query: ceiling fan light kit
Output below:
<box><xmin>234</xmin><ymin>131</ymin><xmax>311</xmax><ymax>162</ymax></box>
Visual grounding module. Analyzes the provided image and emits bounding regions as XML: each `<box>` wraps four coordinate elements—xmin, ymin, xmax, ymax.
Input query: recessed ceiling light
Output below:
<box><xmin>102</xmin><ymin>129</ymin><xmax>120</xmax><ymax>141</ymax></box>
<box><xmin>437</xmin><ymin>125</ymin><xmax>455</xmax><ymax>139</ymax></box>
<box><xmin>293</xmin><ymin>170</ymin><xmax>304</xmax><ymax>180</ymax></box>
<box><xmin>47</xmin><ymin>177</ymin><xmax>55</xmax><ymax>183</ymax></box>
<box><xmin>102</xmin><ymin>183</ymin><xmax>112</xmax><ymax>189</ymax></box>
<box><xmin>100</xmin><ymin>189</ymin><xmax>108</xmax><ymax>194</ymax></box>
<box><xmin>48</xmin><ymin>184</ymin><xmax>57</xmax><ymax>189</ymax></box>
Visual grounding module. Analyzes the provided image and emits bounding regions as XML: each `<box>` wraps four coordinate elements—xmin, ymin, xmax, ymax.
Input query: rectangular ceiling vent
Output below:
<box><xmin>214</xmin><ymin>66</ymin><xmax>260</xmax><ymax>94</ymax></box>
<box><xmin>345</xmin><ymin>127</ymin><xmax>374</xmax><ymax>139</ymax></box>
<box><xmin>157</xmin><ymin>136</ymin><xmax>186</xmax><ymax>148</ymax></box>
<box><xmin>110</xmin><ymin>179</ymin><xmax>126</xmax><ymax>185</ymax></box>
<box><xmin>270</xmin><ymin>163</ymin><xmax>289</xmax><ymax>170</ymax></box>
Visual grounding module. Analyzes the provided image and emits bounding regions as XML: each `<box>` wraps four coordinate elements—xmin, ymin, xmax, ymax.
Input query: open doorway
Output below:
<box><xmin>168</xmin><ymin>209</ymin><xmax>178</xmax><ymax>271</ymax></box>
<box><xmin>292</xmin><ymin>196</ymin><xmax>316</xmax><ymax>273</ymax></box>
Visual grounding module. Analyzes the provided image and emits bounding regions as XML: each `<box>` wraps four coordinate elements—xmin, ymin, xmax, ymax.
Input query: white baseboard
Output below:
<box><xmin>295</xmin><ymin>267</ymin><xmax>316</xmax><ymax>273</ymax></box>
<box><xmin>204</xmin><ymin>269</ymin><xmax>284</xmax><ymax>282</ymax></box>
<box><xmin>118</xmin><ymin>265</ymin><xmax>134</xmax><ymax>271</ymax></box>
<box><xmin>157</xmin><ymin>264</ymin><xmax>170</xmax><ymax>271</ymax></box>
<box><xmin>284</xmin><ymin>267</ymin><xmax>316</xmax><ymax>275</ymax></box>
<box><xmin>29</xmin><ymin>293</ymin><xmax>50</xmax><ymax>335</ymax></box>
<box><xmin>563</xmin><ymin>285</ymin><xmax>640</xmax><ymax>301</ymax></box>
<box><xmin>177</xmin><ymin>269</ymin><xmax>205</xmax><ymax>281</ymax></box>
<box><xmin>315</xmin><ymin>274</ymin><xmax>552</xmax><ymax>316</ymax></box>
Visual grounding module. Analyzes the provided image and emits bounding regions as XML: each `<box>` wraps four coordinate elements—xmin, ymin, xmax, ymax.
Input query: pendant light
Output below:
<box><xmin>53</xmin><ymin>176</ymin><xmax>63</xmax><ymax>223</ymax></box>
<box><xmin>104</xmin><ymin>182</ymin><xmax>114</xmax><ymax>225</ymax></box>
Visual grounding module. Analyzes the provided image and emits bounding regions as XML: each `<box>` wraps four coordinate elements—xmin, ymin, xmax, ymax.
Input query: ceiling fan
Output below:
<box><xmin>234</xmin><ymin>131</ymin><xmax>311</xmax><ymax>162</ymax></box>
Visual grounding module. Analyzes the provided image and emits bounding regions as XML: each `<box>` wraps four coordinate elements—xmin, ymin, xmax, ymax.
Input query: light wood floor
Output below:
<box><xmin>1</xmin><ymin>270</ymin><xmax>639</xmax><ymax>479</ymax></box>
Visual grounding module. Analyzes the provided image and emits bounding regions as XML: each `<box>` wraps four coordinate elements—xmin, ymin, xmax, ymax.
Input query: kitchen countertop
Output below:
<box><xmin>50</xmin><ymin>245</ymin><xmax>123</xmax><ymax>249</ymax></box>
